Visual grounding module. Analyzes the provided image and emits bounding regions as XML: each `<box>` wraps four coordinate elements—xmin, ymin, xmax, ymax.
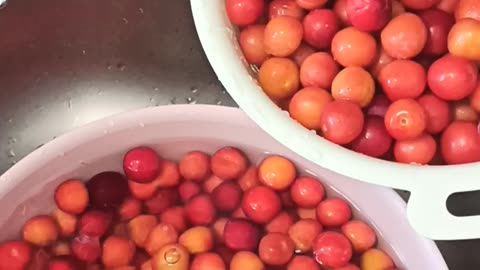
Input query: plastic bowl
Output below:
<box><xmin>0</xmin><ymin>105</ymin><xmax>446</xmax><ymax>269</ymax></box>
<box><xmin>191</xmin><ymin>0</ymin><xmax>480</xmax><ymax>240</ymax></box>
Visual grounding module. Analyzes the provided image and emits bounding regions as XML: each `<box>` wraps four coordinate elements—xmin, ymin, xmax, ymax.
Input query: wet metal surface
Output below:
<box><xmin>0</xmin><ymin>0</ymin><xmax>475</xmax><ymax>268</ymax></box>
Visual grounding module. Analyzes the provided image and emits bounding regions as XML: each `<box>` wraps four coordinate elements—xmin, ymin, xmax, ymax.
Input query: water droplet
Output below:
<box><xmin>190</xmin><ymin>87</ymin><xmax>198</xmax><ymax>94</ymax></box>
<box><xmin>0</xmin><ymin>0</ymin><xmax>7</xmax><ymax>10</ymax></box>
<box><xmin>116</xmin><ymin>63</ymin><xmax>126</xmax><ymax>71</ymax></box>
<box><xmin>8</xmin><ymin>137</ymin><xmax>16</xmax><ymax>144</ymax></box>
<box><xmin>138</xmin><ymin>7</ymin><xmax>144</xmax><ymax>14</ymax></box>
<box><xmin>66</xmin><ymin>98</ymin><xmax>73</xmax><ymax>109</ymax></box>
<box><xmin>10</xmin><ymin>160</ymin><xmax>16</xmax><ymax>165</ymax></box>
<box><xmin>221</xmin><ymin>89</ymin><xmax>227</xmax><ymax>94</ymax></box>
<box><xmin>82</xmin><ymin>50</ymin><xmax>86</xmax><ymax>55</ymax></box>
<box><xmin>139</xmin><ymin>122</ymin><xmax>145</xmax><ymax>128</ymax></box>
<box><xmin>122</xmin><ymin>17</ymin><xmax>129</xmax><ymax>24</ymax></box>
<box><xmin>170</xmin><ymin>98</ymin><xmax>177</xmax><ymax>104</ymax></box>
<box><xmin>153</xmin><ymin>87</ymin><xmax>159</xmax><ymax>91</ymax></box>
<box><xmin>186</xmin><ymin>97</ymin><xmax>197</xmax><ymax>104</ymax></box>
<box><xmin>107</xmin><ymin>64</ymin><xmax>113</xmax><ymax>70</ymax></box>
<box><xmin>7</xmin><ymin>118</ymin><xmax>12</xmax><ymax>123</ymax></box>
<box><xmin>7</xmin><ymin>149</ymin><xmax>15</xmax><ymax>158</ymax></box>
<box><xmin>97</xmin><ymin>89</ymin><xmax>103</xmax><ymax>95</ymax></box>
<box><xmin>216</xmin><ymin>99</ymin><xmax>222</xmax><ymax>105</ymax></box>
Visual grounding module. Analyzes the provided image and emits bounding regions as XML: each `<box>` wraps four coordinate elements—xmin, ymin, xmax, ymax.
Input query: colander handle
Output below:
<box><xmin>407</xmin><ymin>181</ymin><xmax>480</xmax><ymax>240</ymax></box>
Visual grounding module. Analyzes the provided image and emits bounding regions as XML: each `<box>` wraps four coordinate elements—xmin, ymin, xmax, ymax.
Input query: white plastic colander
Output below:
<box><xmin>191</xmin><ymin>0</ymin><xmax>480</xmax><ymax>241</ymax></box>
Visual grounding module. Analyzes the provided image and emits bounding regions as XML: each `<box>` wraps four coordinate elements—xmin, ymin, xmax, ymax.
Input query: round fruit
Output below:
<box><xmin>288</xmin><ymin>87</ymin><xmax>333</xmax><ymax>130</ymax></box>
<box><xmin>78</xmin><ymin>210</ymin><xmax>112</xmax><ymax>237</ymax></box>
<box><xmin>377</xmin><ymin>60</ymin><xmax>426</xmax><ymax>101</ymax></box>
<box><xmin>71</xmin><ymin>235</ymin><xmax>101</xmax><ymax>262</ymax></box>
<box><xmin>258</xmin><ymin>155</ymin><xmax>296</xmax><ymax>190</ymax></box>
<box><xmin>313</xmin><ymin>231</ymin><xmax>352</xmax><ymax>268</ymax></box>
<box><xmin>211</xmin><ymin>147</ymin><xmax>248</xmax><ymax>180</ymax></box>
<box><xmin>144</xmin><ymin>223</ymin><xmax>179</xmax><ymax>255</ymax></box>
<box><xmin>417</xmin><ymin>94</ymin><xmax>451</xmax><ymax>134</ymax></box>
<box><xmin>346</xmin><ymin>0</ymin><xmax>392</xmax><ymax>32</ymax></box>
<box><xmin>448</xmin><ymin>18</ymin><xmax>480</xmax><ymax>61</ymax></box>
<box><xmin>269</xmin><ymin>0</ymin><xmax>305</xmax><ymax>20</ymax></box>
<box><xmin>419</xmin><ymin>9</ymin><xmax>454</xmax><ymax>56</ymax></box>
<box><xmin>266</xmin><ymin>211</ymin><xmax>295</xmax><ymax>234</ymax></box>
<box><xmin>441</xmin><ymin>121</ymin><xmax>480</xmax><ymax>164</ymax></box>
<box><xmin>381</xmin><ymin>13</ymin><xmax>427</xmax><ymax>59</ymax></box>
<box><xmin>320</xmin><ymin>100</ymin><xmax>365</xmax><ymax>145</ymax></box>
<box><xmin>86</xmin><ymin>171</ymin><xmax>129</xmax><ymax>210</ymax></box>
<box><xmin>341</xmin><ymin>221</ymin><xmax>377</xmax><ymax>253</ymax></box>
<box><xmin>454</xmin><ymin>0</ymin><xmax>480</xmax><ymax>21</ymax></box>
<box><xmin>427</xmin><ymin>54</ymin><xmax>478</xmax><ymax>101</ymax></box>
<box><xmin>360</xmin><ymin>249</ymin><xmax>394</xmax><ymax>270</ymax></box>
<box><xmin>185</xmin><ymin>194</ymin><xmax>216</xmax><ymax>225</ymax></box>
<box><xmin>178</xmin><ymin>226</ymin><xmax>213</xmax><ymax>254</ymax></box>
<box><xmin>224</xmin><ymin>219</ymin><xmax>261</xmax><ymax>251</ymax></box>
<box><xmin>300</xmin><ymin>52</ymin><xmax>339</xmax><ymax>89</ymax></box>
<box><xmin>316</xmin><ymin>198</ymin><xmax>352</xmax><ymax>227</ymax></box>
<box><xmin>331</xmin><ymin>67</ymin><xmax>375</xmax><ymax>107</ymax></box>
<box><xmin>288</xmin><ymin>219</ymin><xmax>323</xmax><ymax>252</ymax></box>
<box><xmin>303</xmin><ymin>9</ymin><xmax>339</xmax><ymax>50</ymax></box>
<box><xmin>211</xmin><ymin>182</ymin><xmax>243</xmax><ymax>212</ymax></box>
<box><xmin>384</xmin><ymin>99</ymin><xmax>427</xmax><ymax>140</ymax></box>
<box><xmin>287</xmin><ymin>256</ymin><xmax>321</xmax><ymax>270</ymax></box>
<box><xmin>239</xmin><ymin>25</ymin><xmax>269</xmax><ymax>66</ymax></box>
<box><xmin>179</xmin><ymin>151</ymin><xmax>210</xmax><ymax>182</ymax></box>
<box><xmin>226</xmin><ymin>0</ymin><xmax>265</xmax><ymax>26</ymax></box>
<box><xmin>394</xmin><ymin>133</ymin><xmax>437</xmax><ymax>164</ymax></box>
<box><xmin>22</xmin><ymin>215</ymin><xmax>59</xmax><ymax>246</ymax></box>
<box><xmin>54</xmin><ymin>179</ymin><xmax>89</xmax><ymax>215</ymax></box>
<box><xmin>258</xmin><ymin>233</ymin><xmax>295</xmax><ymax>265</ymax></box>
<box><xmin>331</xmin><ymin>27</ymin><xmax>377</xmax><ymax>67</ymax></box>
<box><xmin>242</xmin><ymin>186</ymin><xmax>282</xmax><ymax>223</ymax></box>
<box><xmin>151</xmin><ymin>243</ymin><xmax>189</xmax><ymax>270</ymax></box>
<box><xmin>0</xmin><ymin>241</ymin><xmax>32</xmax><ymax>270</ymax></box>
<box><xmin>191</xmin><ymin>253</ymin><xmax>226</xmax><ymax>270</ymax></box>
<box><xmin>102</xmin><ymin>236</ymin><xmax>136</xmax><ymax>268</ymax></box>
<box><xmin>264</xmin><ymin>16</ymin><xmax>303</xmax><ymax>57</ymax></box>
<box><xmin>123</xmin><ymin>147</ymin><xmax>162</xmax><ymax>183</ymax></box>
<box><xmin>290</xmin><ymin>176</ymin><xmax>325</xmax><ymax>207</ymax></box>
<box><xmin>351</xmin><ymin>116</ymin><xmax>393</xmax><ymax>158</ymax></box>
<box><xmin>230</xmin><ymin>251</ymin><xmax>264</xmax><ymax>270</ymax></box>
<box><xmin>259</xmin><ymin>57</ymin><xmax>300</xmax><ymax>100</ymax></box>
